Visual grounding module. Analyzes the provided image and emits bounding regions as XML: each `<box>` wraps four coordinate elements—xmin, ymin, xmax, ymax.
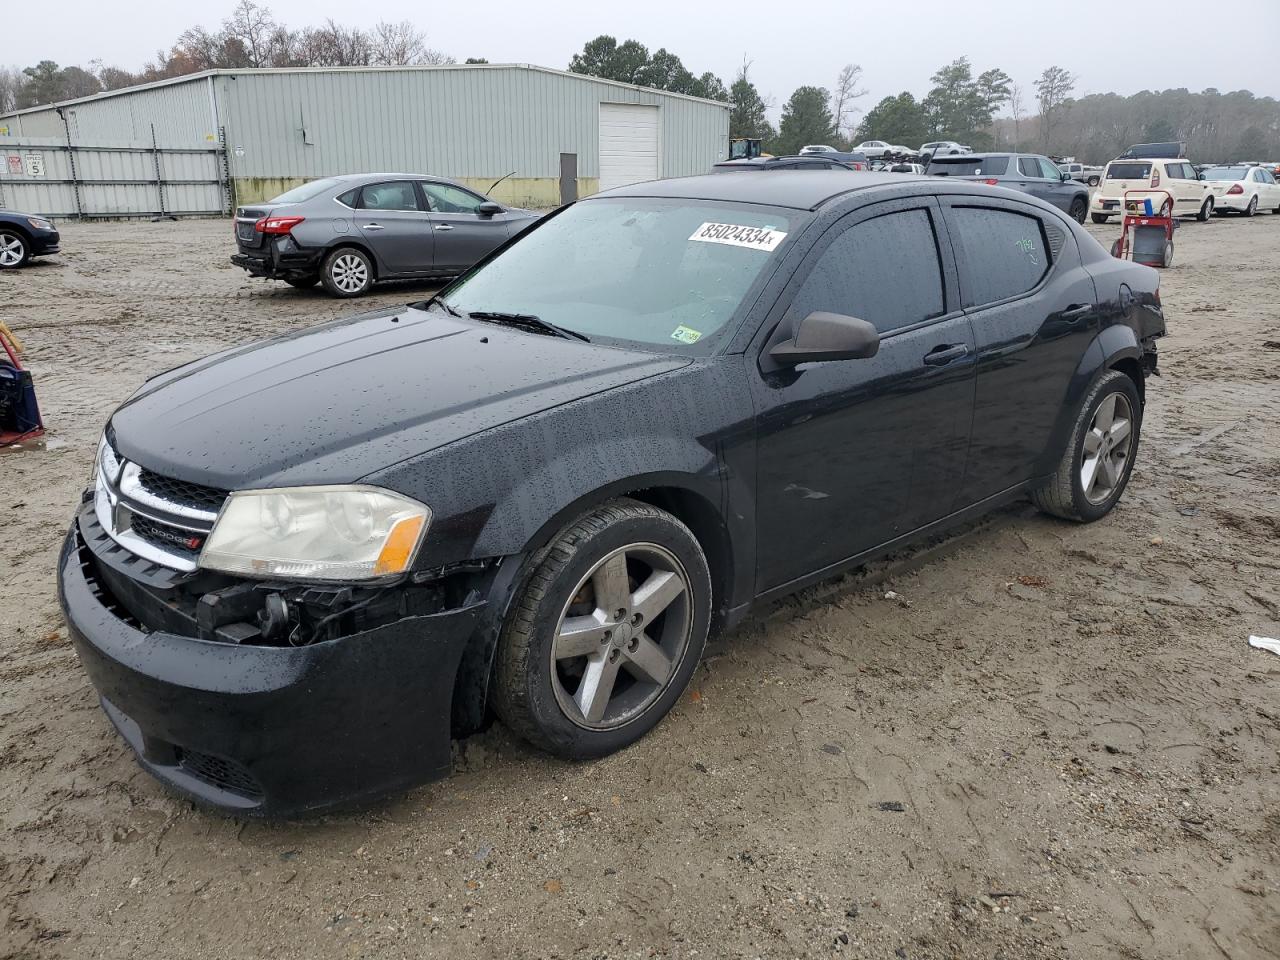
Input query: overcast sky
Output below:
<box><xmin>10</xmin><ymin>0</ymin><xmax>1280</xmax><ymax>117</ymax></box>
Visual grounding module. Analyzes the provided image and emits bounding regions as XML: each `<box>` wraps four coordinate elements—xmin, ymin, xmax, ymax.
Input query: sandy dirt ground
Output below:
<box><xmin>1</xmin><ymin>212</ymin><xmax>1278</xmax><ymax>960</ymax></box>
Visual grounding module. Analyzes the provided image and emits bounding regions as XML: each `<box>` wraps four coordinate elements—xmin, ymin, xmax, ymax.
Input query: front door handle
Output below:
<box><xmin>435</xmin><ymin>224</ymin><xmax>454</xmax><ymax>231</ymax></box>
<box><xmin>1061</xmin><ymin>303</ymin><xmax>1092</xmax><ymax>321</ymax></box>
<box><xmin>923</xmin><ymin>343</ymin><xmax>969</xmax><ymax>366</ymax></box>
<box><xmin>362</xmin><ymin>223</ymin><xmax>384</xmax><ymax>231</ymax></box>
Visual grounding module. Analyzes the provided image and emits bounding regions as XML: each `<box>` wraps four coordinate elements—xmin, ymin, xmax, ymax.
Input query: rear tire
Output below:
<box><xmin>320</xmin><ymin>247</ymin><xmax>373</xmax><ymax>297</ymax></box>
<box><xmin>1197</xmin><ymin>199</ymin><xmax>1213</xmax><ymax>222</ymax></box>
<box><xmin>0</xmin><ymin>229</ymin><xmax>30</xmax><ymax>269</ymax></box>
<box><xmin>1091</xmin><ymin>213</ymin><xmax>1110</xmax><ymax>224</ymax></box>
<box><xmin>1087</xmin><ymin>175</ymin><xmax>1100</xmax><ymax>187</ymax></box>
<box><xmin>1244</xmin><ymin>196</ymin><xmax>1258</xmax><ymax>217</ymax></box>
<box><xmin>492</xmin><ymin>499</ymin><xmax>711</xmax><ymax>760</ymax></box>
<box><xmin>1069</xmin><ymin>197</ymin><xmax>1088</xmax><ymax>224</ymax></box>
<box><xmin>1032</xmin><ymin>370</ymin><xmax>1142</xmax><ymax>523</ymax></box>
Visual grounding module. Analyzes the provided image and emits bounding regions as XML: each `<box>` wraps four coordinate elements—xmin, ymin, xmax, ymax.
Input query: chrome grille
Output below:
<box><xmin>95</xmin><ymin>439</ymin><xmax>225</xmax><ymax>572</ymax></box>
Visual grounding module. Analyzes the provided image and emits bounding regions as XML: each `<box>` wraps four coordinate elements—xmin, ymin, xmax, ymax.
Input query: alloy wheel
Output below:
<box><xmin>330</xmin><ymin>253</ymin><xmax>369</xmax><ymax>293</ymax></box>
<box><xmin>0</xmin><ymin>233</ymin><xmax>25</xmax><ymax>267</ymax></box>
<box><xmin>550</xmin><ymin>543</ymin><xmax>693</xmax><ymax>730</ymax></box>
<box><xmin>1080</xmin><ymin>392</ymin><xmax>1134</xmax><ymax>505</ymax></box>
<box><xmin>1246</xmin><ymin>196</ymin><xmax>1257</xmax><ymax>217</ymax></box>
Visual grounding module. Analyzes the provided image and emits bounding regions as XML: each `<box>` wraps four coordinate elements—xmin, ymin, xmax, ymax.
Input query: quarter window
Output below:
<box><xmin>423</xmin><ymin>182</ymin><xmax>486</xmax><ymax>214</ymax></box>
<box><xmin>359</xmin><ymin>181</ymin><xmax>422</xmax><ymax>211</ymax></box>
<box><xmin>948</xmin><ymin>206</ymin><xmax>1051</xmax><ymax>308</ymax></box>
<box><xmin>787</xmin><ymin>209</ymin><xmax>945</xmax><ymax>336</ymax></box>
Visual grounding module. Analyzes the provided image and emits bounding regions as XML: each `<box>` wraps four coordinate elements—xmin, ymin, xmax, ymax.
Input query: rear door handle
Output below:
<box><xmin>435</xmin><ymin>224</ymin><xmax>454</xmax><ymax>231</ymax></box>
<box><xmin>1061</xmin><ymin>303</ymin><xmax>1092</xmax><ymax>321</ymax></box>
<box><xmin>361</xmin><ymin>223</ymin><xmax>384</xmax><ymax>231</ymax></box>
<box><xmin>923</xmin><ymin>344</ymin><xmax>969</xmax><ymax>366</ymax></box>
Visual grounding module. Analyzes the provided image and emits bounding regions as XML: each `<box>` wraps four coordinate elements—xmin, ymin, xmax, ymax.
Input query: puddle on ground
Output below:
<box><xmin>0</xmin><ymin>434</ymin><xmax>69</xmax><ymax>454</ymax></box>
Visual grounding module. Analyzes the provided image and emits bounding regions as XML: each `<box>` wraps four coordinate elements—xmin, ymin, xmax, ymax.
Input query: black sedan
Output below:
<box><xmin>0</xmin><ymin>209</ymin><xmax>60</xmax><ymax>268</ymax></box>
<box><xmin>59</xmin><ymin>172</ymin><xmax>1165</xmax><ymax>816</ymax></box>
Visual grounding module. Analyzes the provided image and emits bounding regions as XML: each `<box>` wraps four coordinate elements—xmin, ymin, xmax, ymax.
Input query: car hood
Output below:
<box><xmin>111</xmin><ymin>306</ymin><xmax>688</xmax><ymax>489</ymax></box>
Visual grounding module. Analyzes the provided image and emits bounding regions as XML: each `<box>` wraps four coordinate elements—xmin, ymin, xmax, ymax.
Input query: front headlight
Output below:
<box><xmin>199</xmin><ymin>485</ymin><xmax>430</xmax><ymax>581</ymax></box>
<box><xmin>27</xmin><ymin>217</ymin><xmax>53</xmax><ymax>231</ymax></box>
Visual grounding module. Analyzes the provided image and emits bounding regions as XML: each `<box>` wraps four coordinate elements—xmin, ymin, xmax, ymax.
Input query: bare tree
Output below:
<box><xmin>1009</xmin><ymin>82</ymin><xmax>1024</xmax><ymax>150</ymax></box>
<box><xmin>223</xmin><ymin>0</ymin><xmax>278</xmax><ymax>68</ymax></box>
<box><xmin>370</xmin><ymin>21</ymin><xmax>453</xmax><ymax>66</ymax></box>
<box><xmin>831</xmin><ymin>63</ymin><xmax>867</xmax><ymax>144</ymax></box>
<box><xmin>1035</xmin><ymin>65</ymin><xmax>1075</xmax><ymax>149</ymax></box>
<box><xmin>0</xmin><ymin>66</ymin><xmax>26</xmax><ymax>114</ymax></box>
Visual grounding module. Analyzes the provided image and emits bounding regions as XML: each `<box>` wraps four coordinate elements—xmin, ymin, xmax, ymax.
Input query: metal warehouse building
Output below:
<box><xmin>0</xmin><ymin>63</ymin><xmax>730</xmax><ymax>216</ymax></box>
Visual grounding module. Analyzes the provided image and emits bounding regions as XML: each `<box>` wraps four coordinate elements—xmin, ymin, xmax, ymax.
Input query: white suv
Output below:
<box><xmin>1092</xmin><ymin>157</ymin><xmax>1214</xmax><ymax>223</ymax></box>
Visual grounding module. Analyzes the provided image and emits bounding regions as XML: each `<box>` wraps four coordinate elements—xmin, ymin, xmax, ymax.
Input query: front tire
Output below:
<box><xmin>1091</xmin><ymin>213</ymin><xmax>1110</xmax><ymax>225</ymax></box>
<box><xmin>321</xmin><ymin>247</ymin><xmax>373</xmax><ymax>297</ymax></box>
<box><xmin>493</xmin><ymin>499</ymin><xmax>711</xmax><ymax>760</ymax></box>
<box><xmin>1032</xmin><ymin>370</ymin><xmax>1142</xmax><ymax>523</ymax></box>
<box><xmin>0</xmin><ymin>229</ymin><xmax>29</xmax><ymax>269</ymax></box>
<box><xmin>1197</xmin><ymin>199</ymin><xmax>1213</xmax><ymax>222</ymax></box>
<box><xmin>1069</xmin><ymin>197</ymin><xmax>1088</xmax><ymax>224</ymax></box>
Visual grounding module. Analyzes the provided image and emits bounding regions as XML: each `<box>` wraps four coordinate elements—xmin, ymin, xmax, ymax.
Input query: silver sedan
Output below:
<box><xmin>230</xmin><ymin>173</ymin><xmax>541</xmax><ymax>297</ymax></box>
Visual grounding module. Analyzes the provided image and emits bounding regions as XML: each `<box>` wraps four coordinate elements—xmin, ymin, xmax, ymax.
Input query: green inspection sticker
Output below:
<box><xmin>670</xmin><ymin>325</ymin><xmax>703</xmax><ymax>344</ymax></box>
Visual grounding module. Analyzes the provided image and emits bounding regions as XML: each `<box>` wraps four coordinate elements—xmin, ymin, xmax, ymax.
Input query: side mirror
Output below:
<box><xmin>769</xmin><ymin>312</ymin><xmax>880</xmax><ymax>366</ymax></box>
<box><xmin>1061</xmin><ymin>172</ymin><xmax>1072</xmax><ymax>182</ymax></box>
<box><xmin>477</xmin><ymin>201</ymin><xmax>503</xmax><ymax>217</ymax></box>
<box><xmin>1197</xmin><ymin>173</ymin><xmax>1206</xmax><ymax>180</ymax></box>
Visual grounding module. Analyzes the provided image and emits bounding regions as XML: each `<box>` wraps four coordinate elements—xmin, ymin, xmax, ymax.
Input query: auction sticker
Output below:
<box><xmin>670</xmin><ymin>325</ymin><xmax>703</xmax><ymax>345</ymax></box>
<box><xmin>689</xmin><ymin>222</ymin><xmax>786</xmax><ymax>252</ymax></box>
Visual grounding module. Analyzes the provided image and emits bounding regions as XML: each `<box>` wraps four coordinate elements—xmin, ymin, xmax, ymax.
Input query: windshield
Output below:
<box><xmin>1106</xmin><ymin>162</ymin><xmax>1152</xmax><ymax>180</ymax></box>
<box><xmin>1201</xmin><ymin>166</ymin><xmax>1249</xmax><ymax>180</ymax></box>
<box><xmin>268</xmin><ymin>178</ymin><xmax>344</xmax><ymax>204</ymax></box>
<box><xmin>441</xmin><ymin>197</ymin><xmax>796</xmax><ymax>353</ymax></box>
<box><xmin>926</xmin><ymin>156</ymin><xmax>1008</xmax><ymax>176</ymax></box>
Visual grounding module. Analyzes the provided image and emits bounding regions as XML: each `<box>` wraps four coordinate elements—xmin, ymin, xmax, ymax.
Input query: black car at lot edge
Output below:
<box><xmin>0</xmin><ymin>209</ymin><xmax>61</xmax><ymax>268</ymax></box>
<box><xmin>59</xmin><ymin>172</ymin><xmax>1165</xmax><ymax>816</ymax></box>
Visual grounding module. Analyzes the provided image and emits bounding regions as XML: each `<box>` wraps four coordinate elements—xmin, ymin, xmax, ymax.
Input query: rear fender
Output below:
<box><xmin>1033</xmin><ymin>325</ymin><xmax>1141</xmax><ymax>477</ymax></box>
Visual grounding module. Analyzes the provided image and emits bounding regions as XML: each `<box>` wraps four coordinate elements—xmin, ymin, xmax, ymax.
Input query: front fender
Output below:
<box><xmin>1033</xmin><ymin>324</ymin><xmax>1141</xmax><ymax>477</ymax></box>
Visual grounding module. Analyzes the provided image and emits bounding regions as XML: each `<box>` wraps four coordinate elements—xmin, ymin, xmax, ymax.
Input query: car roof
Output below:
<box><xmin>331</xmin><ymin>172</ymin><xmax>461</xmax><ymax>184</ymax></box>
<box><xmin>597</xmin><ymin>171</ymin><xmax>938</xmax><ymax>211</ymax></box>
<box><xmin>931</xmin><ymin>152</ymin><xmax>1019</xmax><ymax>159</ymax></box>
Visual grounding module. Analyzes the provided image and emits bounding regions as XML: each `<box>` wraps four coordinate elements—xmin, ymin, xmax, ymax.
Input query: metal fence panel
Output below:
<box><xmin>0</xmin><ymin>133</ymin><xmax>228</xmax><ymax>218</ymax></box>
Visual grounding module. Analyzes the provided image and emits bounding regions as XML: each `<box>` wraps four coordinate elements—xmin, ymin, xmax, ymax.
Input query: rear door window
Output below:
<box><xmin>946</xmin><ymin>206</ymin><xmax>1051</xmax><ymax>309</ymax></box>
<box><xmin>1018</xmin><ymin>157</ymin><xmax>1042</xmax><ymax>178</ymax></box>
<box><xmin>358</xmin><ymin>181</ymin><xmax>423</xmax><ymax>211</ymax></box>
<box><xmin>787</xmin><ymin>208</ymin><xmax>945</xmax><ymax>335</ymax></box>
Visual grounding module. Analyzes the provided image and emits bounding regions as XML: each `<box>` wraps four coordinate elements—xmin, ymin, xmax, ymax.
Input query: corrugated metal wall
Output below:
<box><xmin>0</xmin><ymin>66</ymin><xmax>730</xmax><ymax>209</ymax></box>
<box><xmin>1</xmin><ymin>76</ymin><xmax>218</xmax><ymax>146</ymax></box>
<box><xmin>0</xmin><ymin>134</ymin><xmax>227</xmax><ymax>217</ymax></box>
<box><xmin>212</xmin><ymin>66</ymin><xmax>728</xmax><ymax>181</ymax></box>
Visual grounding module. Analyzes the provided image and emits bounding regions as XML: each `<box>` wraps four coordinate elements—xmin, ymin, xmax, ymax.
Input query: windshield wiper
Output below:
<box><xmin>468</xmin><ymin>311</ymin><xmax>590</xmax><ymax>342</ymax></box>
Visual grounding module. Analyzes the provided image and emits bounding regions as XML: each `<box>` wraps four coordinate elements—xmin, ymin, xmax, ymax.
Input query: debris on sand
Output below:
<box><xmin>1248</xmin><ymin>635</ymin><xmax>1280</xmax><ymax>657</ymax></box>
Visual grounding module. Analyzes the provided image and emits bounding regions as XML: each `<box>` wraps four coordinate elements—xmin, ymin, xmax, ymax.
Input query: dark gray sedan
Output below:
<box><xmin>231</xmin><ymin>173</ymin><xmax>540</xmax><ymax>297</ymax></box>
<box><xmin>925</xmin><ymin>153</ymin><xmax>1090</xmax><ymax>223</ymax></box>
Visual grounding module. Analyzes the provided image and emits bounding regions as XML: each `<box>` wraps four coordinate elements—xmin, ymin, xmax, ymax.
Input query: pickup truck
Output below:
<box><xmin>1058</xmin><ymin>162</ymin><xmax>1103</xmax><ymax>187</ymax></box>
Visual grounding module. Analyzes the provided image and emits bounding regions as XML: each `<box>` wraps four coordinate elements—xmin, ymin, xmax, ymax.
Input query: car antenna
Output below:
<box><xmin>488</xmin><ymin>171</ymin><xmax>516</xmax><ymax>194</ymax></box>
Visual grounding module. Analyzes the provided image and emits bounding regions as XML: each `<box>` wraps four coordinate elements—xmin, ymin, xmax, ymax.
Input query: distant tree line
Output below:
<box><xmin>4</xmin><ymin>14</ymin><xmax>1279</xmax><ymax>165</ymax></box>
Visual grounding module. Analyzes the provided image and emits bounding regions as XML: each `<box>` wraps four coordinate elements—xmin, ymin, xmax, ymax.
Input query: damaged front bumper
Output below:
<box><xmin>58</xmin><ymin>505</ymin><xmax>486</xmax><ymax>817</ymax></box>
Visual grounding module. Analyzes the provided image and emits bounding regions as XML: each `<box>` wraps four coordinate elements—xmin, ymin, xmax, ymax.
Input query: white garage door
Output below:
<box><xmin>598</xmin><ymin>103</ymin><xmax>659</xmax><ymax>192</ymax></box>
